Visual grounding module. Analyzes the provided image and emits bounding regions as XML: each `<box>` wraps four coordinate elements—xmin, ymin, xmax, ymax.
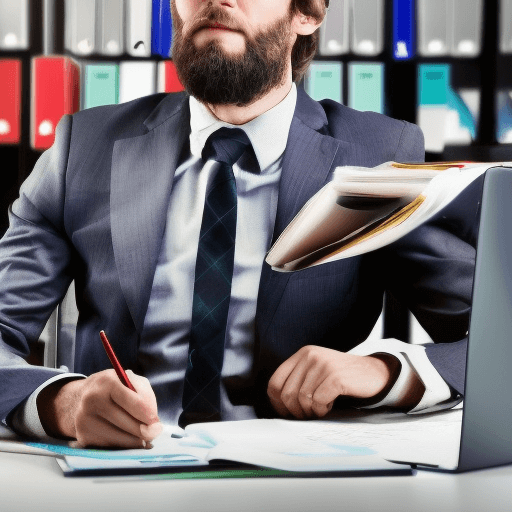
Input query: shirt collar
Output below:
<box><xmin>189</xmin><ymin>83</ymin><xmax>297</xmax><ymax>172</ymax></box>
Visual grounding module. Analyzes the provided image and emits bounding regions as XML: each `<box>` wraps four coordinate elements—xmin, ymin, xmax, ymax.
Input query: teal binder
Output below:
<box><xmin>84</xmin><ymin>64</ymin><xmax>119</xmax><ymax>109</ymax></box>
<box><xmin>418</xmin><ymin>63</ymin><xmax>477</xmax><ymax>150</ymax></box>
<box><xmin>348</xmin><ymin>63</ymin><xmax>384</xmax><ymax>114</ymax></box>
<box><xmin>418</xmin><ymin>63</ymin><xmax>449</xmax><ymax>107</ymax></box>
<box><xmin>304</xmin><ymin>62</ymin><xmax>343</xmax><ymax>103</ymax></box>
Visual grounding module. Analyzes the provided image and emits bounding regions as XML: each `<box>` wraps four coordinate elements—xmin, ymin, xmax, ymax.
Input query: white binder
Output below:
<box><xmin>65</xmin><ymin>0</ymin><xmax>98</xmax><ymax>56</ymax></box>
<box><xmin>451</xmin><ymin>0</ymin><xmax>482</xmax><ymax>57</ymax></box>
<box><xmin>99</xmin><ymin>0</ymin><xmax>124</xmax><ymax>56</ymax></box>
<box><xmin>417</xmin><ymin>0</ymin><xmax>449</xmax><ymax>56</ymax></box>
<box><xmin>419</xmin><ymin>0</ymin><xmax>482</xmax><ymax>57</ymax></box>
<box><xmin>0</xmin><ymin>0</ymin><xmax>29</xmax><ymax>50</ymax></box>
<box><xmin>119</xmin><ymin>61</ymin><xmax>156</xmax><ymax>103</ymax></box>
<box><xmin>319</xmin><ymin>0</ymin><xmax>349</xmax><ymax>56</ymax></box>
<box><xmin>349</xmin><ymin>0</ymin><xmax>384</xmax><ymax>56</ymax></box>
<box><xmin>499</xmin><ymin>0</ymin><xmax>512</xmax><ymax>53</ymax></box>
<box><xmin>126</xmin><ymin>0</ymin><xmax>152</xmax><ymax>57</ymax></box>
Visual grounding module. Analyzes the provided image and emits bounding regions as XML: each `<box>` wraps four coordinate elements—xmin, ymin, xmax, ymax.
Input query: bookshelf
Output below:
<box><xmin>1</xmin><ymin>0</ymin><xmax>510</xmax><ymax>344</ymax></box>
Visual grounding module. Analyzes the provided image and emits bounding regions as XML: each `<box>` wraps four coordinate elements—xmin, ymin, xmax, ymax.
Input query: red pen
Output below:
<box><xmin>99</xmin><ymin>330</ymin><xmax>136</xmax><ymax>392</ymax></box>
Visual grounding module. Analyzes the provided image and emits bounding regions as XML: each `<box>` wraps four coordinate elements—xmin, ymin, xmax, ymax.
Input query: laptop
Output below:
<box><xmin>447</xmin><ymin>165</ymin><xmax>512</xmax><ymax>472</ymax></box>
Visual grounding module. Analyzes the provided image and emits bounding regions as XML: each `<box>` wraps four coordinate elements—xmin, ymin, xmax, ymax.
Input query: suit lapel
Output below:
<box><xmin>256</xmin><ymin>90</ymin><xmax>340</xmax><ymax>338</ymax></box>
<box><xmin>110</xmin><ymin>94</ymin><xmax>190</xmax><ymax>333</ymax></box>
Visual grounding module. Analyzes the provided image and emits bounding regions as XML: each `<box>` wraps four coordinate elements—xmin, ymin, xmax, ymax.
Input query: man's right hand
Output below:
<box><xmin>37</xmin><ymin>369</ymin><xmax>163</xmax><ymax>448</ymax></box>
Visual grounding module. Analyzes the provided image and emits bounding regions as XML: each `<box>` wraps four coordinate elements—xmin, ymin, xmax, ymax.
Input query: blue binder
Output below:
<box><xmin>151</xmin><ymin>0</ymin><xmax>172</xmax><ymax>58</ymax></box>
<box><xmin>393</xmin><ymin>0</ymin><xmax>415</xmax><ymax>60</ymax></box>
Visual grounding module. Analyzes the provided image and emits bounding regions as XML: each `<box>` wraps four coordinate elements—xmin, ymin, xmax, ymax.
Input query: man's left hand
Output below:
<box><xmin>267</xmin><ymin>346</ymin><xmax>398</xmax><ymax>419</ymax></box>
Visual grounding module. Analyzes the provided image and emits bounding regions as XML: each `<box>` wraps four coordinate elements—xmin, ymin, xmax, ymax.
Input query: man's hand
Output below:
<box><xmin>37</xmin><ymin>369</ymin><xmax>163</xmax><ymax>448</ymax></box>
<box><xmin>267</xmin><ymin>345</ymin><xmax>403</xmax><ymax>419</ymax></box>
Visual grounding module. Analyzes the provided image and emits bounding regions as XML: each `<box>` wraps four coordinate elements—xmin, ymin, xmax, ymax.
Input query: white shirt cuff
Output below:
<box><xmin>348</xmin><ymin>338</ymin><xmax>460</xmax><ymax>413</ymax></box>
<box><xmin>9</xmin><ymin>373</ymin><xmax>86</xmax><ymax>440</ymax></box>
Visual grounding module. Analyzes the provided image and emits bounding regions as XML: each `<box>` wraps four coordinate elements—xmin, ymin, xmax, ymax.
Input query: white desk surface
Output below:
<box><xmin>1</xmin><ymin>451</ymin><xmax>511</xmax><ymax>512</ymax></box>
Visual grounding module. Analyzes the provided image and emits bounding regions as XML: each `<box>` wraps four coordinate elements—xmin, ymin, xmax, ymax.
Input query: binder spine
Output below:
<box><xmin>305</xmin><ymin>62</ymin><xmax>343</xmax><ymax>104</ymax></box>
<box><xmin>349</xmin><ymin>63</ymin><xmax>384</xmax><ymax>115</ymax></box>
<box><xmin>350</xmin><ymin>0</ymin><xmax>384</xmax><ymax>56</ymax></box>
<box><xmin>64</xmin><ymin>0</ymin><xmax>98</xmax><ymax>56</ymax></box>
<box><xmin>119</xmin><ymin>61</ymin><xmax>156</xmax><ymax>103</ymax></box>
<box><xmin>126</xmin><ymin>0</ymin><xmax>152</xmax><ymax>57</ymax></box>
<box><xmin>151</xmin><ymin>0</ymin><xmax>172</xmax><ymax>58</ymax></box>
<box><xmin>99</xmin><ymin>0</ymin><xmax>124</xmax><ymax>56</ymax></box>
<box><xmin>500</xmin><ymin>0</ymin><xmax>512</xmax><ymax>54</ymax></box>
<box><xmin>319</xmin><ymin>0</ymin><xmax>349</xmax><ymax>56</ymax></box>
<box><xmin>0</xmin><ymin>59</ymin><xmax>22</xmax><ymax>144</ymax></box>
<box><xmin>0</xmin><ymin>0</ymin><xmax>29</xmax><ymax>50</ymax></box>
<box><xmin>31</xmin><ymin>56</ymin><xmax>80</xmax><ymax>150</ymax></box>
<box><xmin>451</xmin><ymin>0</ymin><xmax>483</xmax><ymax>57</ymax></box>
<box><xmin>393</xmin><ymin>0</ymin><xmax>415</xmax><ymax>60</ymax></box>
<box><xmin>157</xmin><ymin>60</ymin><xmax>184</xmax><ymax>93</ymax></box>
<box><xmin>84</xmin><ymin>63</ymin><xmax>120</xmax><ymax>109</ymax></box>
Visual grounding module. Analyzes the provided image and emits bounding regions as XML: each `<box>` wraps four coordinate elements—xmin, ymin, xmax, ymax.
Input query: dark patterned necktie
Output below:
<box><xmin>179</xmin><ymin>127</ymin><xmax>252</xmax><ymax>428</ymax></box>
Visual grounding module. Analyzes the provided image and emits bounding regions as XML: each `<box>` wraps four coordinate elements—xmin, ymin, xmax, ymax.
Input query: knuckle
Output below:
<box><xmin>267</xmin><ymin>383</ymin><xmax>279</xmax><ymax>399</ymax></box>
<box><xmin>331</xmin><ymin>374</ymin><xmax>346</xmax><ymax>395</ymax></box>
<box><xmin>73</xmin><ymin>409</ymin><xmax>88</xmax><ymax>435</ymax></box>
<box><xmin>305</xmin><ymin>347</ymin><xmax>320</xmax><ymax>362</ymax></box>
<box><xmin>281</xmin><ymin>391</ymin><xmax>293</xmax><ymax>405</ymax></box>
<box><xmin>299</xmin><ymin>388</ymin><xmax>313</xmax><ymax>410</ymax></box>
<box><xmin>139</xmin><ymin>376</ymin><xmax>151</xmax><ymax>388</ymax></box>
<box><xmin>298</xmin><ymin>387</ymin><xmax>313</xmax><ymax>401</ymax></box>
<box><xmin>80</xmin><ymin>389</ymin><xmax>97</xmax><ymax>410</ymax></box>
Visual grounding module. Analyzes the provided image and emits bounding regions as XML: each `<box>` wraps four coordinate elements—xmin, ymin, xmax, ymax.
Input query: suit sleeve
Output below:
<box><xmin>0</xmin><ymin>115</ymin><xmax>75</xmax><ymax>423</ymax></box>
<box><xmin>393</xmin><ymin>120</ymin><xmax>425</xmax><ymax>164</ymax></box>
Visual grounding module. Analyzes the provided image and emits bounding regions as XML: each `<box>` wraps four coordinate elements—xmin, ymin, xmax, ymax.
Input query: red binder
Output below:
<box><xmin>0</xmin><ymin>59</ymin><xmax>22</xmax><ymax>145</ymax></box>
<box><xmin>31</xmin><ymin>56</ymin><xmax>80</xmax><ymax>150</ymax></box>
<box><xmin>158</xmin><ymin>60</ymin><xmax>184</xmax><ymax>93</ymax></box>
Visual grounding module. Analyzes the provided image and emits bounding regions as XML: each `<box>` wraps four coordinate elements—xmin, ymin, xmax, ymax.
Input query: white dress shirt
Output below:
<box><xmin>11</xmin><ymin>85</ymin><xmax>456</xmax><ymax>439</ymax></box>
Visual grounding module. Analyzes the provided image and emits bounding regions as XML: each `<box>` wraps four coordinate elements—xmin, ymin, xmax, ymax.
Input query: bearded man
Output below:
<box><xmin>0</xmin><ymin>0</ymin><xmax>476</xmax><ymax>448</ymax></box>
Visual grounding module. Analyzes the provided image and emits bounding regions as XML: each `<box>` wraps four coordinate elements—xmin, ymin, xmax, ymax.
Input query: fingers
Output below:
<box><xmin>268</xmin><ymin>346</ymin><xmax>393</xmax><ymax>420</ymax></box>
<box><xmin>268</xmin><ymin>346</ymin><xmax>339</xmax><ymax>420</ymax></box>
<box><xmin>267</xmin><ymin>351</ymin><xmax>303</xmax><ymax>418</ymax></box>
<box><xmin>297</xmin><ymin>364</ymin><xmax>334</xmax><ymax>418</ymax></box>
<box><xmin>278</xmin><ymin>357</ymin><xmax>321</xmax><ymax>419</ymax></box>
<box><xmin>74</xmin><ymin>369</ymin><xmax>163</xmax><ymax>448</ymax></box>
<box><xmin>279</xmin><ymin>360</ymin><xmax>310</xmax><ymax>419</ymax></box>
<box><xmin>73</xmin><ymin>415</ymin><xmax>147</xmax><ymax>449</ymax></box>
<box><xmin>112</xmin><ymin>370</ymin><xmax>160</xmax><ymax>425</ymax></box>
<box><xmin>310</xmin><ymin>376</ymin><xmax>337</xmax><ymax>417</ymax></box>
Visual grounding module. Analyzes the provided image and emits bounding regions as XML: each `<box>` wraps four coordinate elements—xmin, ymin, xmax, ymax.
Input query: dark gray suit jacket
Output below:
<box><xmin>0</xmin><ymin>88</ymin><xmax>478</xmax><ymax>422</ymax></box>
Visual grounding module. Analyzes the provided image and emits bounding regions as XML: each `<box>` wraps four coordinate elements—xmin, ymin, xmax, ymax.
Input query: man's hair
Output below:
<box><xmin>290</xmin><ymin>0</ymin><xmax>329</xmax><ymax>82</ymax></box>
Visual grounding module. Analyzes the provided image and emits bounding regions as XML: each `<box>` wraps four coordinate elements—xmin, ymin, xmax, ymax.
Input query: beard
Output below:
<box><xmin>171</xmin><ymin>4</ymin><xmax>294</xmax><ymax>107</ymax></box>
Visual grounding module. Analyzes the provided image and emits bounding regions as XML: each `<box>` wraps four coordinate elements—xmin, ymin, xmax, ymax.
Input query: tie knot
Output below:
<box><xmin>202</xmin><ymin>127</ymin><xmax>252</xmax><ymax>167</ymax></box>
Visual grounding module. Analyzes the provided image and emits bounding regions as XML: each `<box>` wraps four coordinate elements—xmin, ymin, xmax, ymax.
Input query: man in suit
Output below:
<box><xmin>0</xmin><ymin>0</ymin><xmax>476</xmax><ymax>448</ymax></box>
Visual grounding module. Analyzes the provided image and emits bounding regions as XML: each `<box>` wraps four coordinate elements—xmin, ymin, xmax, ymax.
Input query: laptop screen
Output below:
<box><xmin>457</xmin><ymin>166</ymin><xmax>512</xmax><ymax>472</ymax></box>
